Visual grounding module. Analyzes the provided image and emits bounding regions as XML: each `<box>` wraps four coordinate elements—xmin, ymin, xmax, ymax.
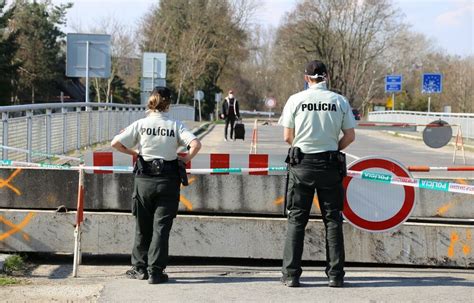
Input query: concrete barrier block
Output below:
<box><xmin>1</xmin><ymin>168</ymin><xmax>473</xmax><ymax>219</ymax></box>
<box><xmin>0</xmin><ymin>210</ymin><xmax>472</xmax><ymax>268</ymax></box>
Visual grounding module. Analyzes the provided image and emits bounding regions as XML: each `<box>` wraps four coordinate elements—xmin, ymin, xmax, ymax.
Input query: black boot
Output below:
<box><xmin>148</xmin><ymin>272</ymin><xmax>169</xmax><ymax>284</ymax></box>
<box><xmin>126</xmin><ymin>266</ymin><xmax>149</xmax><ymax>280</ymax></box>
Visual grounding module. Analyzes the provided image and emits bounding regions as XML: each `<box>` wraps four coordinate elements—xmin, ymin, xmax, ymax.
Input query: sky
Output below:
<box><xmin>50</xmin><ymin>0</ymin><xmax>473</xmax><ymax>56</ymax></box>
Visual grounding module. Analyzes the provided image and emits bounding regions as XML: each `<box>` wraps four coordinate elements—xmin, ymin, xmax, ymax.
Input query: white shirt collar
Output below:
<box><xmin>308</xmin><ymin>81</ymin><xmax>327</xmax><ymax>90</ymax></box>
<box><xmin>146</xmin><ymin>110</ymin><xmax>169</xmax><ymax>117</ymax></box>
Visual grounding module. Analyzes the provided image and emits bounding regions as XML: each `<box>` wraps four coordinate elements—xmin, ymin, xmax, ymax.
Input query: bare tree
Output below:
<box><xmin>140</xmin><ymin>0</ymin><xmax>254</xmax><ymax>109</ymax></box>
<box><xmin>273</xmin><ymin>0</ymin><xmax>404</xmax><ymax>107</ymax></box>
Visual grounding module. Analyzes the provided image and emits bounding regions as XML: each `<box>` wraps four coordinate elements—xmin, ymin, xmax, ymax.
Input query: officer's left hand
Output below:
<box><xmin>179</xmin><ymin>155</ymin><xmax>191</xmax><ymax>163</ymax></box>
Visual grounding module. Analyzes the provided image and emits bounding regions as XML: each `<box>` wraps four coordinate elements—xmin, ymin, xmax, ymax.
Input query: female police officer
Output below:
<box><xmin>111</xmin><ymin>87</ymin><xmax>201</xmax><ymax>284</ymax></box>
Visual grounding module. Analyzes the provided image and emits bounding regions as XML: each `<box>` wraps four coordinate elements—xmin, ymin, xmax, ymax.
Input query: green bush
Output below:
<box><xmin>3</xmin><ymin>255</ymin><xmax>26</xmax><ymax>273</ymax></box>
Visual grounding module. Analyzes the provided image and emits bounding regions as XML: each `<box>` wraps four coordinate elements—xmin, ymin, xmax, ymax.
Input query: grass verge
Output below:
<box><xmin>0</xmin><ymin>275</ymin><xmax>20</xmax><ymax>286</ymax></box>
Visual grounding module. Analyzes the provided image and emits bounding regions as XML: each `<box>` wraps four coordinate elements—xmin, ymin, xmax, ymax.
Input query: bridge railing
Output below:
<box><xmin>0</xmin><ymin>103</ymin><xmax>195</xmax><ymax>162</ymax></box>
<box><xmin>368</xmin><ymin>110</ymin><xmax>474</xmax><ymax>139</ymax></box>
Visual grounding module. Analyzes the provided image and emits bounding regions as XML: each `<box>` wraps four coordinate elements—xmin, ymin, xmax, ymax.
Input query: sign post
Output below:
<box><xmin>422</xmin><ymin>73</ymin><xmax>442</xmax><ymax>112</ymax></box>
<box><xmin>265</xmin><ymin>98</ymin><xmax>276</xmax><ymax>120</ymax></box>
<box><xmin>194</xmin><ymin>90</ymin><xmax>204</xmax><ymax>122</ymax></box>
<box><xmin>385</xmin><ymin>75</ymin><xmax>402</xmax><ymax>111</ymax></box>
<box><xmin>215</xmin><ymin>93</ymin><xmax>222</xmax><ymax>121</ymax></box>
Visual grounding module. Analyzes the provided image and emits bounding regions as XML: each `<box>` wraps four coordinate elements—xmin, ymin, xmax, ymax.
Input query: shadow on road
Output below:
<box><xmin>150</xmin><ymin>274</ymin><xmax>473</xmax><ymax>288</ymax></box>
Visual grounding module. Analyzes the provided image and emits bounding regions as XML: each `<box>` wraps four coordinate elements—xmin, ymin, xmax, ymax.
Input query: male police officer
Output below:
<box><xmin>279</xmin><ymin>60</ymin><xmax>356</xmax><ymax>288</ymax></box>
<box><xmin>111</xmin><ymin>87</ymin><xmax>201</xmax><ymax>284</ymax></box>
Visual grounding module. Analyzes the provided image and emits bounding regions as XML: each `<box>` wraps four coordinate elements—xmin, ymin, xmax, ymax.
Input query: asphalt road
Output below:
<box><xmin>201</xmin><ymin>120</ymin><xmax>474</xmax><ymax>179</ymax></box>
<box><xmin>1</xmin><ymin>262</ymin><xmax>473</xmax><ymax>302</ymax></box>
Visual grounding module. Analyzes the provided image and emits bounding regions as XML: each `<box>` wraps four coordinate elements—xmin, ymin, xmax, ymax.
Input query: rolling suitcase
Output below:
<box><xmin>234</xmin><ymin>120</ymin><xmax>245</xmax><ymax>140</ymax></box>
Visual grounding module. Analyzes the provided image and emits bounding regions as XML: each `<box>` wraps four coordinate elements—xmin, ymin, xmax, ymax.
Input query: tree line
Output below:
<box><xmin>0</xmin><ymin>0</ymin><xmax>472</xmax><ymax>116</ymax></box>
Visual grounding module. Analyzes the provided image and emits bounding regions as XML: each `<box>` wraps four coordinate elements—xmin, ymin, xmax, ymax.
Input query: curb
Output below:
<box><xmin>190</xmin><ymin>122</ymin><xmax>213</xmax><ymax>138</ymax></box>
<box><xmin>178</xmin><ymin>122</ymin><xmax>215</xmax><ymax>153</ymax></box>
<box><xmin>385</xmin><ymin>131</ymin><xmax>474</xmax><ymax>150</ymax></box>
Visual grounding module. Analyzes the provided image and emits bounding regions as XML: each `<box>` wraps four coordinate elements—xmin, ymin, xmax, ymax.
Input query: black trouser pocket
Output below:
<box><xmin>131</xmin><ymin>195</ymin><xmax>138</xmax><ymax>216</ymax></box>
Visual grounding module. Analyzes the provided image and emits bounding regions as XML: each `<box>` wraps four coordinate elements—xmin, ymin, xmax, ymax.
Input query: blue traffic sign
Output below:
<box><xmin>385</xmin><ymin>75</ymin><xmax>402</xmax><ymax>93</ymax></box>
<box><xmin>386</xmin><ymin>83</ymin><xmax>402</xmax><ymax>92</ymax></box>
<box><xmin>422</xmin><ymin>73</ymin><xmax>442</xmax><ymax>94</ymax></box>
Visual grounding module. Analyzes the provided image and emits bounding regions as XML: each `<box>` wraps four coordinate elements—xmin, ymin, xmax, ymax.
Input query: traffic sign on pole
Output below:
<box><xmin>142</xmin><ymin>52</ymin><xmax>167</xmax><ymax>79</ymax></box>
<box><xmin>215</xmin><ymin>93</ymin><xmax>222</xmax><ymax>103</ymax></box>
<box><xmin>66</xmin><ymin>33</ymin><xmax>111</xmax><ymax>104</ymax></box>
<box><xmin>422</xmin><ymin>73</ymin><xmax>442</xmax><ymax>94</ymax></box>
<box><xmin>343</xmin><ymin>156</ymin><xmax>416</xmax><ymax>232</ymax></box>
<box><xmin>385</xmin><ymin>75</ymin><xmax>402</xmax><ymax>111</ymax></box>
<box><xmin>385</xmin><ymin>75</ymin><xmax>402</xmax><ymax>93</ymax></box>
<box><xmin>140</xmin><ymin>78</ymin><xmax>166</xmax><ymax>92</ymax></box>
<box><xmin>194</xmin><ymin>90</ymin><xmax>204</xmax><ymax>101</ymax></box>
<box><xmin>265</xmin><ymin>98</ymin><xmax>276</xmax><ymax>108</ymax></box>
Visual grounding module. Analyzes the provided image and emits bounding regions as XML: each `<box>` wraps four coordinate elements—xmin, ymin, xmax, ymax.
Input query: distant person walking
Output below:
<box><xmin>221</xmin><ymin>90</ymin><xmax>240</xmax><ymax>141</ymax></box>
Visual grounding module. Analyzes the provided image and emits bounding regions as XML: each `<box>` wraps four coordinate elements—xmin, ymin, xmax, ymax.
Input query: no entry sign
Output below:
<box><xmin>343</xmin><ymin>157</ymin><xmax>416</xmax><ymax>232</ymax></box>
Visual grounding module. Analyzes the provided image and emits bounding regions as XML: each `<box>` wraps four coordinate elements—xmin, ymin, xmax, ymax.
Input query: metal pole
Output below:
<box><xmin>76</xmin><ymin>107</ymin><xmax>81</xmax><ymax>150</ymax></box>
<box><xmin>116</xmin><ymin>107</ymin><xmax>120</xmax><ymax>134</ymax></box>
<box><xmin>152</xmin><ymin>57</ymin><xmax>155</xmax><ymax>89</ymax></box>
<box><xmin>392</xmin><ymin>93</ymin><xmax>395</xmax><ymax>111</ymax></box>
<box><xmin>46</xmin><ymin>109</ymin><xmax>52</xmax><ymax>156</ymax></box>
<box><xmin>198</xmin><ymin>99</ymin><xmax>202</xmax><ymax>122</ymax></box>
<box><xmin>88</xmin><ymin>109</ymin><xmax>92</xmax><ymax>146</ymax></box>
<box><xmin>26</xmin><ymin>110</ymin><xmax>33</xmax><ymax>162</ymax></box>
<box><xmin>85</xmin><ymin>41</ymin><xmax>90</xmax><ymax>104</ymax></box>
<box><xmin>62</xmin><ymin>107</ymin><xmax>68</xmax><ymax>154</ymax></box>
<box><xmin>428</xmin><ymin>96</ymin><xmax>431</xmax><ymax>113</ymax></box>
<box><xmin>2</xmin><ymin>112</ymin><xmax>8</xmax><ymax>159</ymax></box>
<box><xmin>106</xmin><ymin>109</ymin><xmax>110</xmax><ymax>140</ymax></box>
<box><xmin>98</xmin><ymin>107</ymin><xmax>103</xmax><ymax>143</ymax></box>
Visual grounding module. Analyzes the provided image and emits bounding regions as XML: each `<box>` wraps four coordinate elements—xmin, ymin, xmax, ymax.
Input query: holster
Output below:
<box><xmin>284</xmin><ymin>147</ymin><xmax>302</xmax><ymax>166</ymax></box>
<box><xmin>133</xmin><ymin>155</ymin><xmax>165</xmax><ymax>176</ymax></box>
<box><xmin>178</xmin><ymin>160</ymin><xmax>189</xmax><ymax>186</ymax></box>
<box><xmin>283</xmin><ymin>147</ymin><xmax>302</xmax><ymax>217</ymax></box>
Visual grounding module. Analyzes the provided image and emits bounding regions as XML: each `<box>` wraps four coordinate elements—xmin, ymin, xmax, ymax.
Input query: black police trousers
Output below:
<box><xmin>131</xmin><ymin>173</ymin><xmax>180</xmax><ymax>274</ymax></box>
<box><xmin>282</xmin><ymin>157</ymin><xmax>345</xmax><ymax>280</ymax></box>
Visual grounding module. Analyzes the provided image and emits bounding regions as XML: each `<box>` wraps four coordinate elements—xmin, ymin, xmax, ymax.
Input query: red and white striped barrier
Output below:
<box><xmin>358</xmin><ymin>123</ymin><xmax>416</xmax><ymax>127</ymax></box>
<box><xmin>73</xmin><ymin>166</ymin><xmax>84</xmax><ymax>278</ymax></box>
<box><xmin>84</xmin><ymin>152</ymin><xmax>287</xmax><ymax>175</ymax></box>
<box><xmin>84</xmin><ymin>151</ymin><xmax>474</xmax><ymax>175</ymax></box>
<box><xmin>407</xmin><ymin>166</ymin><xmax>474</xmax><ymax>172</ymax></box>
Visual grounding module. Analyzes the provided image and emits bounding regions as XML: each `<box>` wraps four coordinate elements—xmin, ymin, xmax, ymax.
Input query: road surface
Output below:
<box><xmin>201</xmin><ymin>120</ymin><xmax>474</xmax><ymax>178</ymax></box>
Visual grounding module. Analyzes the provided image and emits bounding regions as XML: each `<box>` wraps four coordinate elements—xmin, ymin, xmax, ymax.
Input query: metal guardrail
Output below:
<box><xmin>0</xmin><ymin>103</ymin><xmax>195</xmax><ymax>162</ymax></box>
<box><xmin>368</xmin><ymin>111</ymin><xmax>474</xmax><ymax>139</ymax></box>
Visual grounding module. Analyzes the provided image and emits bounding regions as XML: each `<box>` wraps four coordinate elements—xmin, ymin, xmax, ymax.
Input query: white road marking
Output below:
<box><xmin>345</xmin><ymin>152</ymin><xmax>361</xmax><ymax>160</ymax></box>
